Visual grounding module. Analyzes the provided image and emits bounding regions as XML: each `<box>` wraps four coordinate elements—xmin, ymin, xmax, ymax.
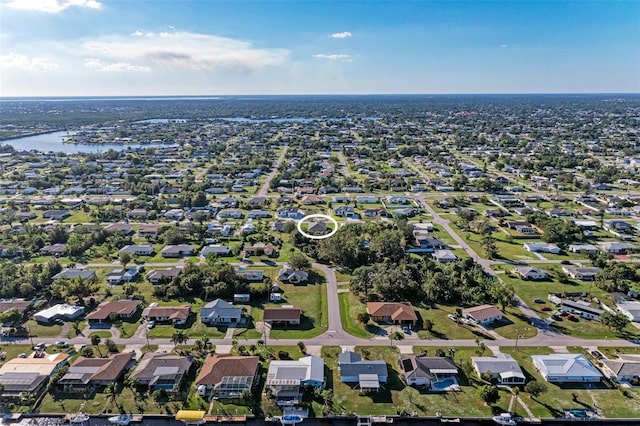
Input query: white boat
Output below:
<box><xmin>69</xmin><ymin>413</ymin><xmax>90</xmax><ymax>424</ymax></box>
<box><xmin>280</xmin><ymin>415</ymin><xmax>303</xmax><ymax>425</ymax></box>
<box><xmin>493</xmin><ymin>413</ymin><xmax>517</xmax><ymax>426</ymax></box>
<box><xmin>108</xmin><ymin>414</ymin><xmax>132</xmax><ymax>426</ymax></box>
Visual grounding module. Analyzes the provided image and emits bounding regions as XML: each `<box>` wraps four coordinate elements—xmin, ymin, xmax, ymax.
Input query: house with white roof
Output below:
<box><xmin>523</xmin><ymin>242</ymin><xmax>561</xmax><ymax>254</ymax></box>
<box><xmin>266</xmin><ymin>356</ymin><xmax>324</xmax><ymax>406</ymax></box>
<box><xmin>34</xmin><ymin>304</ymin><xmax>84</xmax><ymax>324</ymax></box>
<box><xmin>471</xmin><ymin>354</ymin><xmax>525</xmax><ymax>385</ymax></box>
<box><xmin>532</xmin><ymin>354</ymin><xmax>602</xmax><ymax>383</ymax></box>
<box><xmin>616</xmin><ymin>300</ymin><xmax>640</xmax><ymax>323</ymax></box>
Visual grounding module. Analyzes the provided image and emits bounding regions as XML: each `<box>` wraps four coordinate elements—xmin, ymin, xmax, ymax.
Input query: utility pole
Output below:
<box><xmin>514</xmin><ymin>328</ymin><xmax>519</xmax><ymax>351</ymax></box>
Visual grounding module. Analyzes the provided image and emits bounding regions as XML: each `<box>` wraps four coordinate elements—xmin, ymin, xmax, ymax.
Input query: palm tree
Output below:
<box><xmin>91</xmin><ymin>334</ymin><xmax>103</xmax><ymax>357</ymax></box>
<box><xmin>105</xmin><ymin>383</ymin><xmax>118</xmax><ymax>410</ymax></box>
<box><xmin>201</xmin><ymin>336</ymin><xmax>213</xmax><ymax>353</ymax></box>
<box><xmin>171</xmin><ymin>330</ymin><xmax>189</xmax><ymax>351</ymax></box>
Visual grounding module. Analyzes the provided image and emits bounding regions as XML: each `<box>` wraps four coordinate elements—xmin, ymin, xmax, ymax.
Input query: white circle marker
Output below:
<box><xmin>296</xmin><ymin>213</ymin><xmax>339</xmax><ymax>240</ymax></box>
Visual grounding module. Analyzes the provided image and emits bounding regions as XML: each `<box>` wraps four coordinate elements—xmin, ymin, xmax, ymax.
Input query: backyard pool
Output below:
<box><xmin>432</xmin><ymin>378</ymin><xmax>459</xmax><ymax>391</ymax></box>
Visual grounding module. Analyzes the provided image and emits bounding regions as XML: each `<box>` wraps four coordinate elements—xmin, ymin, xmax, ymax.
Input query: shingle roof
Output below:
<box><xmin>195</xmin><ymin>355</ymin><xmax>259</xmax><ymax>386</ymax></box>
<box><xmin>86</xmin><ymin>300</ymin><xmax>141</xmax><ymax>321</ymax></box>
<box><xmin>366</xmin><ymin>302</ymin><xmax>418</xmax><ymax>322</ymax></box>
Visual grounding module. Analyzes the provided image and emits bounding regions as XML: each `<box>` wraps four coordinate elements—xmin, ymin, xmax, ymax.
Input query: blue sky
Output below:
<box><xmin>0</xmin><ymin>0</ymin><xmax>638</xmax><ymax>96</ymax></box>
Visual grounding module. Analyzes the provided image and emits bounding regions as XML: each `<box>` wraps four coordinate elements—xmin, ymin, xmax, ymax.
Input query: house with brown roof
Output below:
<box><xmin>130</xmin><ymin>352</ymin><xmax>193</xmax><ymax>392</ymax></box>
<box><xmin>57</xmin><ymin>352</ymin><xmax>134</xmax><ymax>393</ymax></box>
<box><xmin>263</xmin><ymin>306</ymin><xmax>301</xmax><ymax>326</ymax></box>
<box><xmin>142</xmin><ymin>305</ymin><xmax>191</xmax><ymax>325</ymax></box>
<box><xmin>366</xmin><ymin>302</ymin><xmax>418</xmax><ymax>325</ymax></box>
<box><xmin>462</xmin><ymin>304</ymin><xmax>503</xmax><ymax>325</ymax></box>
<box><xmin>195</xmin><ymin>354</ymin><xmax>259</xmax><ymax>398</ymax></box>
<box><xmin>86</xmin><ymin>299</ymin><xmax>142</xmax><ymax>324</ymax></box>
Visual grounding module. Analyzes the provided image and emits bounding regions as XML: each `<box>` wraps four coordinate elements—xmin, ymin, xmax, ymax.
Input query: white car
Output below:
<box><xmin>147</xmin><ymin>321</ymin><xmax>155</xmax><ymax>329</ymax></box>
<box><xmin>447</xmin><ymin>314</ymin><xmax>458</xmax><ymax>322</ymax></box>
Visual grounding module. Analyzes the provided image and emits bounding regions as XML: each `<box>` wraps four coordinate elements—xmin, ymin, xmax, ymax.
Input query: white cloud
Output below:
<box><xmin>131</xmin><ymin>30</ymin><xmax>143</xmax><ymax>37</ymax></box>
<box><xmin>0</xmin><ymin>53</ymin><xmax>58</xmax><ymax>71</ymax></box>
<box><xmin>83</xmin><ymin>31</ymin><xmax>290</xmax><ymax>71</ymax></box>
<box><xmin>312</xmin><ymin>53</ymin><xmax>352</xmax><ymax>61</ymax></box>
<box><xmin>331</xmin><ymin>31</ymin><xmax>352</xmax><ymax>39</ymax></box>
<box><xmin>84</xmin><ymin>58</ymin><xmax>150</xmax><ymax>72</ymax></box>
<box><xmin>3</xmin><ymin>0</ymin><xmax>102</xmax><ymax>13</ymax></box>
<box><xmin>500</xmin><ymin>44</ymin><xmax>508</xmax><ymax>48</ymax></box>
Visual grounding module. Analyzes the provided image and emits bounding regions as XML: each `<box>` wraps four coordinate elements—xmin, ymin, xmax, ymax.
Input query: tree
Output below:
<box><xmin>297</xmin><ymin>341</ymin><xmax>306</xmax><ymax>354</ymax></box>
<box><xmin>0</xmin><ymin>309</ymin><xmax>23</xmax><ymax>326</ymax></box>
<box><xmin>171</xmin><ymin>330</ymin><xmax>189</xmax><ymax>349</ymax></box>
<box><xmin>490</xmin><ymin>282</ymin><xmax>516</xmax><ymax>311</ymax></box>
<box><xmin>482</xmin><ymin>234</ymin><xmax>498</xmax><ymax>259</ymax></box>
<box><xmin>119</xmin><ymin>252</ymin><xmax>132</xmax><ymax>269</ymax></box>
<box><xmin>105</xmin><ymin>383</ymin><xmax>118</xmax><ymax>409</ymax></box>
<box><xmin>525</xmin><ymin>380</ymin><xmax>548</xmax><ymax>399</ymax></box>
<box><xmin>289</xmin><ymin>252</ymin><xmax>311</xmax><ymax>271</ymax></box>
<box><xmin>422</xmin><ymin>319</ymin><xmax>433</xmax><ymax>333</ymax></box>
<box><xmin>600</xmin><ymin>311</ymin><xmax>631</xmax><ymax>334</ymax></box>
<box><xmin>389</xmin><ymin>331</ymin><xmax>405</xmax><ymax>345</ymax></box>
<box><xmin>91</xmin><ymin>334</ymin><xmax>103</xmax><ymax>357</ymax></box>
<box><xmin>357</xmin><ymin>312</ymin><xmax>371</xmax><ymax>324</ymax></box>
<box><xmin>80</xmin><ymin>346</ymin><xmax>94</xmax><ymax>358</ymax></box>
<box><xmin>476</xmin><ymin>384</ymin><xmax>500</xmax><ymax>405</ymax></box>
<box><xmin>105</xmin><ymin>339</ymin><xmax>119</xmax><ymax>353</ymax></box>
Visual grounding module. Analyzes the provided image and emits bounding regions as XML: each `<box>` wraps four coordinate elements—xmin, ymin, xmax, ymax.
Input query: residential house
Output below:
<box><xmin>432</xmin><ymin>249</ymin><xmax>458</xmax><ymax>263</ymax></box>
<box><xmin>471</xmin><ymin>354</ymin><xmax>526</xmax><ymax>385</ymax></box>
<box><xmin>560</xmin><ymin>300</ymin><xmax>603</xmax><ymax>321</ymax></box>
<box><xmin>233</xmin><ymin>294</ymin><xmax>250</xmax><ymax>303</ymax></box>
<box><xmin>195</xmin><ymin>354</ymin><xmax>260</xmax><ymax>398</ymax></box>
<box><xmin>34</xmin><ymin>304</ymin><xmax>84</xmax><ymax>324</ymax></box>
<box><xmin>119</xmin><ymin>244</ymin><xmax>154</xmax><ymax>256</ymax></box>
<box><xmin>601</xmin><ymin>355</ymin><xmax>640</xmax><ymax>383</ymax></box>
<box><xmin>598</xmin><ymin>241</ymin><xmax>637</xmax><ymax>255</ymax></box>
<box><xmin>366</xmin><ymin>302</ymin><xmax>418</xmax><ymax>325</ymax></box>
<box><xmin>130</xmin><ymin>353</ymin><xmax>193</xmax><ymax>392</ymax></box>
<box><xmin>161</xmin><ymin>244</ymin><xmax>196</xmax><ymax>258</ymax></box>
<box><xmin>562</xmin><ymin>266</ymin><xmax>600</xmax><ymax>281</ymax></box>
<box><xmin>105</xmin><ymin>268</ymin><xmax>139</xmax><ymax>285</ymax></box>
<box><xmin>243</xmin><ymin>243</ymin><xmax>277</xmax><ymax>257</ymax></box>
<box><xmin>40</xmin><ymin>243</ymin><xmax>67</xmax><ymax>257</ymax></box>
<box><xmin>42</xmin><ymin>209</ymin><xmax>71</xmax><ymax>220</ymax></box>
<box><xmin>247</xmin><ymin>209</ymin><xmax>270</xmax><ymax>219</ymax></box>
<box><xmin>334</xmin><ymin>206</ymin><xmax>358</xmax><ymax>218</ymax></box>
<box><xmin>399</xmin><ymin>355</ymin><xmax>459</xmax><ymax>389</ymax></box>
<box><xmin>277</xmin><ymin>266</ymin><xmax>309</xmax><ymax>284</ymax></box>
<box><xmin>138</xmin><ymin>224</ymin><xmax>162</xmax><ymax>237</ymax></box>
<box><xmin>217</xmin><ymin>209</ymin><xmax>244</xmax><ymax>219</ymax></box>
<box><xmin>235</xmin><ymin>268</ymin><xmax>264</xmax><ymax>281</ymax></box>
<box><xmin>57</xmin><ymin>352</ymin><xmax>133</xmax><ymax>393</ymax></box>
<box><xmin>532</xmin><ymin>354</ymin><xmax>602</xmax><ymax>383</ymax></box>
<box><xmin>53</xmin><ymin>268</ymin><xmax>96</xmax><ymax>281</ymax></box>
<box><xmin>200</xmin><ymin>299</ymin><xmax>242</xmax><ymax>325</ymax></box>
<box><xmin>462</xmin><ymin>305</ymin><xmax>503</xmax><ymax>325</ymax></box>
<box><xmin>266</xmin><ymin>356</ymin><xmax>324</xmax><ymax>405</ymax></box>
<box><xmin>513</xmin><ymin>266</ymin><xmax>549</xmax><ymax>280</ymax></box>
<box><xmin>200</xmin><ymin>245</ymin><xmax>232</xmax><ymax>257</ymax></box>
<box><xmin>617</xmin><ymin>300</ymin><xmax>640</xmax><ymax>323</ymax></box>
<box><xmin>143</xmin><ymin>305</ymin><xmax>191</xmax><ymax>325</ymax></box>
<box><xmin>338</xmin><ymin>350</ymin><xmax>387</xmax><ymax>392</ymax></box>
<box><xmin>146</xmin><ymin>266</ymin><xmax>182</xmax><ymax>284</ymax></box>
<box><xmin>568</xmin><ymin>244</ymin><xmax>598</xmax><ymax>254</ymax></box>
<box><xmin>104</xmin><ymin>223</ymin><xmax>134</xmax><ymax>235</ymax></box>
<box><xmin>523</xmin><ymin>242</ymin><xmax>561</xmax><ymax>254</ymax></box>
<box><xmin>277</xmin><ymin>207</ymin><xmax>305</xmax><ymax>219</ymax></box>
<box><xmin>0</xmin><ymin>353</ymin><xmax>69</xmax><ymax>400</ymax></box>
<box><xmin>86</xmin><ymin>300</ymin><xmax>141</xmax><ymax>324</ymax></box>
<box><xmin>408</xmin><ymin>236</ymin><xmax>446</xmax><ymax>253</ymax></box>
<box><xmin>0</xmin><ymin>299</ymin><xmax>31</xmax><ymax>318</ymax></box>
<box><xmin>263</xmin><ymin>306</ymin><xmax>301</xmax><ymax>326</ymax></box>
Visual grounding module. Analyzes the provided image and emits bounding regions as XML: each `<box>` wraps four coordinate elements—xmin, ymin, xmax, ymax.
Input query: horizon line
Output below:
<box><xmin>1</xmin><ymin>92</ymin><xmax>640</xmax><ymax>100</ymax></box>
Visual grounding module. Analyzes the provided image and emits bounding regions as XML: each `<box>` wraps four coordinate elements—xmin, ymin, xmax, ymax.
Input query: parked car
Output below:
<box><xmin>18</xmin><ymin>353</ymin><xmax>27</xmax><ymax>358</ymax></box>
<box><xmin>56</xmin><ymin>341</ymin><xmax>69</xmax><ymax>348</ymax></box>
<box><xmin>551</xmin><ymin>314</ymin><xmax>562</xmax><ymax>321</ymax></box>
<box><xmin>540</xmin><ymin>306</ymin><xmax>552</xmax><ymax>311</ymax></box>
<box><xmin>447</xmin><ymin>314</ymin><xmax>458</xmax><ymax>322</ymax></box>
<box><xmin>147</xmin><ymin>320</ymin><xmax>155</xmax><ymax>329</ymax></box>
<box><xmin>533</xmin><ymin>298</ymin><xmax>544</xmax><ymax>303</ymax></box>
<box><xmin>591</xmin><ymin>350</ymin><xmax>604</xmax><ymax>359</ymax></box>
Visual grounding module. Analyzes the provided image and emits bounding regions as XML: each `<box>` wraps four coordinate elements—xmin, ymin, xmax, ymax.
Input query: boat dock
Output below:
<box><xmin>203</xmin><ymin>416</ymin><xmax>247</xmax><ymax>423</ymax></box>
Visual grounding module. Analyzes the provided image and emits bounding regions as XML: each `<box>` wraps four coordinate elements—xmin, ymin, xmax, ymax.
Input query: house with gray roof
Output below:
<box><xmin>338</xmin><ymin>350</ymin><xmax>387</xmax><ymax>392</ymax></box>
<box><xmin>200</xmin><ymin>299</ymin><xmax>242</xmax><ymax>325</ymax></box>
<box><xmin>53</xmin><ymin>268</ymin><xmax>96</xmax><ymax>281</ymax></box>
<box><xmin>471</xmin><ymin>354</ymin><xmax>525</xmax><ymax>385</ymax></box>
<box><xmin>601</xmin><ymin>355</ymin><xmax>640</xmax><ymax>383</ymax></box>
<box><xmin>532</xmin><ymin>354</ymin><xmax>602</xmax><ymax>383</ymax></box>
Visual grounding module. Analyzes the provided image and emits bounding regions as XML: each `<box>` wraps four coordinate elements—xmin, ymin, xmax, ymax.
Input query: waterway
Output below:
<box><xmin>0</xmin><ymin>132</ymin><xmax>175</xmax><ymax>154</ymax></box>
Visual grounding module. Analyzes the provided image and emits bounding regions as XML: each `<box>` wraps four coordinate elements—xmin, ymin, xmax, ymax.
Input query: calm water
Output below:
<box><xmin>1</xmin><ymin>131</ymin><xmax>175</xmax><ymax>154</ymax></box>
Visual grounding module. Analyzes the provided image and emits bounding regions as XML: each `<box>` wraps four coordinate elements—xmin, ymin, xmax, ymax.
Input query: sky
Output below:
<box><xmin>0</xmin><ymin>0</ymin><xmax>639</xmax><ymax>96</ymax></box>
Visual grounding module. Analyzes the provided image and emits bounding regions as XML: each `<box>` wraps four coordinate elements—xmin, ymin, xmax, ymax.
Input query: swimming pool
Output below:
<box><xmin>432</xmin><ymin>378</ymin><xmax>456</xmax><ymax>389</ymax></box>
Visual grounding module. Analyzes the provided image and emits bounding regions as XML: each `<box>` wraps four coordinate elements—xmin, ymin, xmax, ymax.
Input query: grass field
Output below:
<box><xmin>338</xmin><ymin>292</ymin><xmax>373</xmax><ymax>339</ymax></box>
<box><xmin>323</xmin><ymin>346</ymin><xmax>502</xmax><ymax>417</ymax></box>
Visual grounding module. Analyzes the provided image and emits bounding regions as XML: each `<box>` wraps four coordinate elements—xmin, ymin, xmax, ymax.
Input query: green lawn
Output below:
<box><xmin>322</xmin><ymin>346</ymin><xmax>502</xmax><ymax>417</ymax></box>
<box><xmin>338</xmin><ymin>292</ymin><xmax>373</xmax><ymax>339</ymax></box>
<box><xmin>499</xmin><ymin>346</ymin><xmax>640</xmax><ymax>419</ymax></box>
<box><xmin>487</xmin><ymin>307</ymin><xmax>538</xmax><ymax>339</ymax></box>
<box><xmin>416</xmin><ymin>305</ymin><xmax>494</xmax><ymax>340</ymax></box>
<box><xmin>23</xmin><ymin>320</ymin><xmax>62</xmax><ymax>338</ymax></box>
